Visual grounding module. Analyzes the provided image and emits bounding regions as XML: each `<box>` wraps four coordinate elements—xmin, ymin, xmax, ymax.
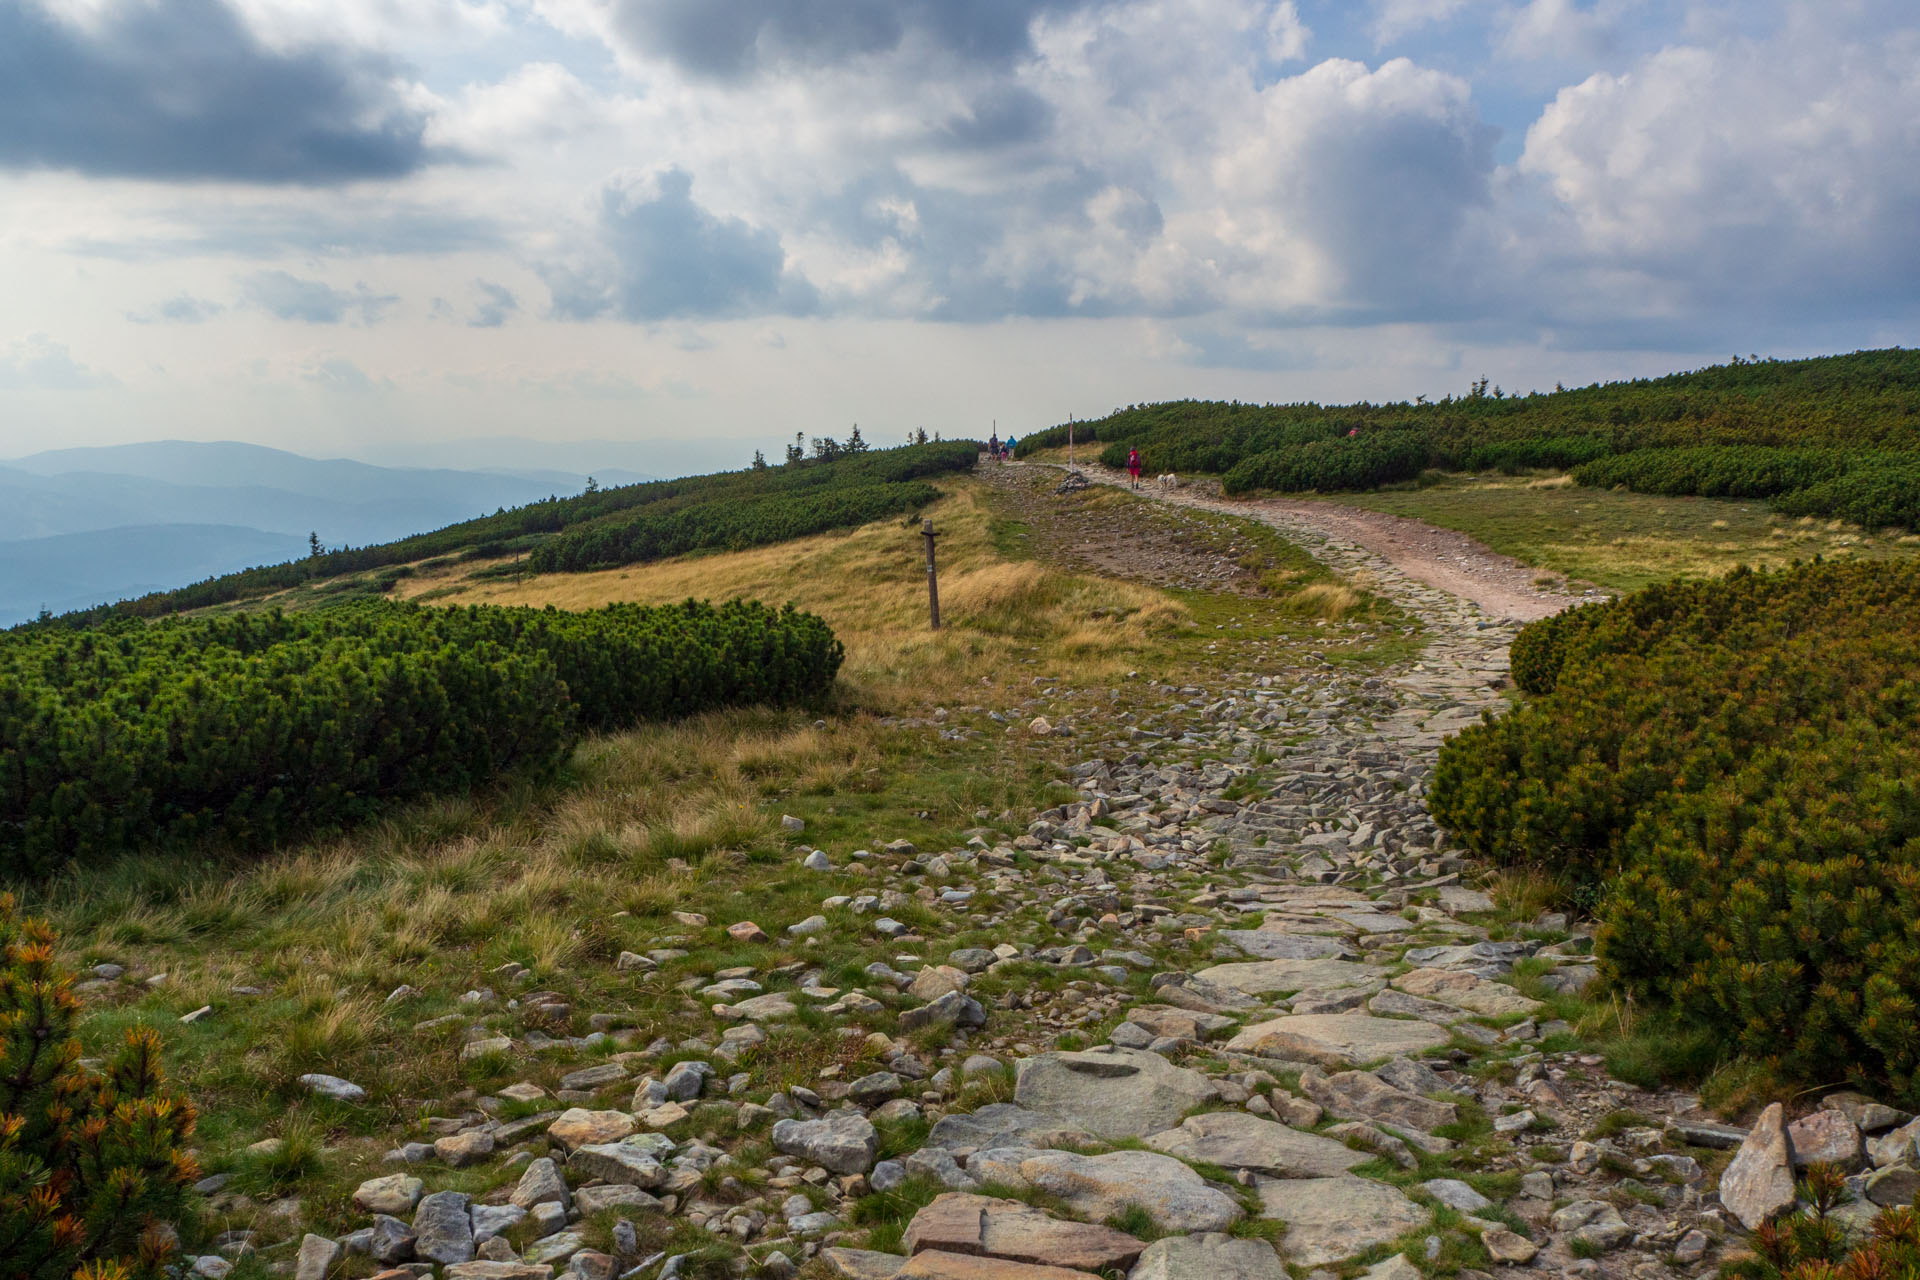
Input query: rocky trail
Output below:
<box><xmin>209</xmin><ymin>467</ymin><xmax>1915</xmax><ymax>1280</ymax></box>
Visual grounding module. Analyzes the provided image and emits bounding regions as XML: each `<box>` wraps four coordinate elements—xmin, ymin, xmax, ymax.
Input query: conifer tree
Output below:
<box><xmin>0</xmin><ymin>895</ymin><xmax>198</xmax><ymax>1279</ymax></box>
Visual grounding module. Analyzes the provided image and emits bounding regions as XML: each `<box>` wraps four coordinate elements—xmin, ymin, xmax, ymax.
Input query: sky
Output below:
<box><xmin>1</xmin><ymin>0</ymin><xmax>1916</xmax><ymax>474</ymax></box>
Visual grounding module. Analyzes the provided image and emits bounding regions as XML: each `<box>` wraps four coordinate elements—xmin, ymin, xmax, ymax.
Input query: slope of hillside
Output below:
<box><xmin>0</xmin><ymin>440</ymin><xmax>652</xmax><ymax>623</ymax></box>
<box><xmin>1019</xmin><ymin>348</ymin><xmax>1920</xmax><ymax>529</ymax></box>
<box><xmin>0</xmin><ymin>523</ymin><xmax>308</xmax><ymax>626</ymax></box>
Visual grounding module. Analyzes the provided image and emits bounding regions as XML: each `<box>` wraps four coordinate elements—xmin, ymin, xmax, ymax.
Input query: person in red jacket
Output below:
<box><xmin>1127</xmin><ymin>447</ymin><xmax>1142</xmax><ymax>489</ymax></box>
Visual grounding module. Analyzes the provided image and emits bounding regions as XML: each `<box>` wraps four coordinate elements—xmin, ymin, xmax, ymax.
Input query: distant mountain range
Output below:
<box><xmin>0</xmin><ymin>440</ymin><xmax>653</xmax><ymax>626</ymax></box>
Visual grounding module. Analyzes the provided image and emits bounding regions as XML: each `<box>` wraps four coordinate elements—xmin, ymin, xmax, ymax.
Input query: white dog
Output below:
<box><xmin>1156</xmin><ymin>473</ymin><xmax>1180</xmax><ymax>489</ymax></box>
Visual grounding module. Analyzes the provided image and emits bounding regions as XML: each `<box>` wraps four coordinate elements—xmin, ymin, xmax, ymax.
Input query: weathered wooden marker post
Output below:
<box><xmin>922</xmin><ymin>517</ymin><xmax>941</xmax><ymax>630</ymax></box>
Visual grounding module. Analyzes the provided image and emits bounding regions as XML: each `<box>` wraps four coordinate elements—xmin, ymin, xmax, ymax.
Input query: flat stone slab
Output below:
<box><xmin>546</xmin><ymin>1109</ymin><xmax>634</xmax><ymax>1153</ymax></box>
<box><xmin>1300</xmin><ymin>1069</ymin><xmax>1457</xmax><ymax>1135</ymax></box>
<box><xmin>1392</xmin><ymin>969</ymin><xmax>1541</xmax><ymax>1018</ymax></box>
<box><xmin>1194</xmin><ymin>959</ymin><xmax>1380</xmax><ymax>996</ymax></box>
<box><xmin>1224</xmin><ymin>1014</ymin><xmax>1450</xmax><ymax>1067</ymax></box>
<box><xmin>1145</xmin><ymin>1111</ymin><xmax>1366</xmax><ymax>1178</ymax></box>
<box><xmin>1014</xmin><ymin>1047</ymin><xmax>1217</xmax><ymax>1138</ymax></box>
<box><xmin>1127</xmin><ymin>1233</ymin><xmax>1287</xmax><ymax>1280</ymax></box>
<box><xmin>897</xmin><ymin>1252</ymin><xmax>1097</xmax><ymax>1280</ymax></box>
<box><xmin>728</xmin><ymin>992</ymin><xmax>800</xmax><ymax>1021</ymax></box>
<box><xmin>1256</xmin><ymin>1176</ymin><xmax>1430</xmax><ymax>1266</ymax></box>
<box><xmin>823</xmin><ymin>1250</ymin><xmax>909</xmax><ymax>1280</ymax></box>
<box><xmin>1216</xmin><ymin>932</ymin><xmax>1355</xmax><ymax>961</ymax></box>
<box><xmin>905</xmin><ymin>1194</ymin><xmax>1145</xmax><ymax>1271</ymax></box>
<box><xmin>924</xmin><ymin>1104</ymin><xmax>1092</xmax><ymax>1152</ymax></box>
<box><xmin>1013</xmin><ymin>1150</ymin><xmax>1244</xmax><ymax>1232</ymax></box>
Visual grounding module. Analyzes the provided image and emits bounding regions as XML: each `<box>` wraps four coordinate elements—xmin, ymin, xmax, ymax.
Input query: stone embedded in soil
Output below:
<box><xmin>772</xmin><ymin>1112</ymin><xmax>880</xmax><ymax>1174</ymax></box>
<box><xmin>1013</xmin><ymin>1046</ymin><xmax>1217</xmax><ymax>1138</ymax></box>
<box><xmin>1299</xmin><ymin>1067</ymin><xmax>1457</xmax><ymax>1135</ymax></box>
<box><xmin>1214</xmin><ymin>931</ymin><xmax>1355</xmax><ymax>961</ymax></box>
<box><xmin>904</xmin><ymin>1193</ymin><xmax>1146</xmax><ymax>1271</ymax></box>
<box><xmin>1789</xmin><ymin>1109</ymin><xmax>1864</xmax><ymax>1169</ymax></box>
<box><xmin>1255</xmin><ymin>1175</ymin><xmax>1429</xmax><ymax>1266</ymax></box>
<box><xmin>1008</xmin><ymin>1150</ymin><xmax>1244</xmax><ymax>1233</ymax></box>
<box><xmin>1223</xmin><ymin>1013</ymin><xmax>1450</xmax><ymax>1067</ymax></box>
<box><xmin>546</xmin><ymin>1108</ymin><xmax>634</xmax><ymax>1153</ymax></box>
<box><xmin>298</xmin><ymin>1073</ymin><xmax>367</xmax><ymax>1103</ymax></box>
<box><xmin>1194</xmin><ymin>957</ymin><xmax>1380</xmax><ymax>996</ymax></box>
<box><xmin>1391</xmin><ymin>968</ymin><xmax>1541</xmax><ymax>1017</ymax></box>
<box><xmin>1720</xmin><ymin>1102</ymin><xmax>1798</xmax><ymax>1230</ymax></box>
<box><xmin>1144</xmin><ymin>1111</ymin><xmax>1366</xmax><ymax>1178</ymax></box>
<box><xmin>898</xmin><ymin>1252</ymin><xmax>1096</xmax><ymax>1280</ymax></box>
<box><xmin>352</xmin><ymin>1173</ymin><xmax>423</xmax><ymax>1215</ymax></box>
<box><xmin>1126</xmin><ymin>1234</ymin><xmax>1287</xmax><ymax>1280</ymax></box>
<box><xmin>413</xmin><ymin>1190</ymin><xmax>476</xmax><ymax>1265</ymax></box>
<box><xmin>1480</xmin><ymin>1227</ymin><xmax>1537</xmax><ymax>1264</ymax></box>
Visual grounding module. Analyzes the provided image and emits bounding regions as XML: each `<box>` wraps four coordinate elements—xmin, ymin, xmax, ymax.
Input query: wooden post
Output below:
<box><xmin>922</xmin><ymin>518</ymin><xmax>941</xmax><ymax>630</ymax></box>
<box><xmin>1068</xmin><ymin>415</ymin><xmax>1075</xmax><ymax>470</ymax></box>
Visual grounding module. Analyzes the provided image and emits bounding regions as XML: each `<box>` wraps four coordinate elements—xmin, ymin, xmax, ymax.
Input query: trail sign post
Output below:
<box><xmin>923</xmin><ymin>518</ymin><xmax>941</xmax><ymax>630</ymax></box>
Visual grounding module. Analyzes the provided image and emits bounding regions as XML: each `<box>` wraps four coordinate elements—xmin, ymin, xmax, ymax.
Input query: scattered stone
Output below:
<box><xmin>1789</xmin><ymin>1109</ymin><xmax>1863</xmax><ymax>1169</ymax></box>
<box><xmin>295</xmin><ymin>1234</ymin><xmax>342</xmax><ymax>1280</ymax></box>
<box><xmin>1013</xmin><ymin>1150</ymin><xmax>1243</xmax><ymax>1232</ymax></box>
<box><xmin>1224</xmin><ymin>1014</ymin><xmax>1450</xmax><ymax>1067</ymax></box>
<box><xmin>1145</xmin><ymin>1111</ymin><xmax>1366</xmax><ymax>1177</ymax></box>
<box><xmin>904</xmin><ymin>1193</ymin><xmax>1146</xmax><ymax>1271</ymax></box>
<box><xmin>548</xmin><ymin>1109</ymin><xmax>635</xmax><ymax>1153</ymax></box>
<box><xmin>1127</xmin><ymin>1233</ymin><xmax>1287</xmax><ymax>1280</ymax></box>
<box><xmin>1479</xmin><ymin>1228</ymin><xmax>1537</xmax><ymax>1265</ymax></box>
<box><xmin>1256</xmin><ymin>1176</ymin><xmax>1428</xmax><ymax>1267</ymax></box>
<box><xmin>414</xmin><ymin>1191</ymin><xmax>477</xmax><ymax>1265</ymax></box>
<box><xmin>773</xmin><ymin>1112</ymin><xmax>880</xmax><ymax>1175</ymax></box>
<box><xmin>353</xmin><ymin>1173</ymin><xmax>424</xmax><ymax>1215</ymax></box>
<box><xmin>1720</xmin><ymin>1103</ymin><xmax>1797</xmax><ymax>1230</ymax></box>
<box><xmin>298</xmin><ymin>1073</ymin><xmax>367</xmax><ymax>1103</ymax></box>
<box><xmin>1014</xmin><ymin>1047</ymin><xmax>1216</xmax><ymax>1138</ymax></box>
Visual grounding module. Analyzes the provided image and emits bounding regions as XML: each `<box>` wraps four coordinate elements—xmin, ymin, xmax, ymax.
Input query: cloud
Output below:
<box><xmin>243</xmin><ymin>270</ymin><xmax>398</xmax><ymax>324</ymax></box>
<box><xmin>302</xmin><ymin>356</ymin><xmax>388</xmax><ymax>391</ymax></box>
<box><xmin>469</xmin><ymin>281</ymin><xmax>519</xmax><ymax>327</ymax></box>
<box><xmin>128</xmin><ymin>295</ymin><xmax>226</xmax><ymax>324</ymax></box>
<box><xmin>596</xmin><ymin>0</ymin><xmax>1094</xmax><ymax>80</ymax></box>
<box><xmin>544</xmin><ymin>168</ymin><xmax>817</xmax><ymax>321</ymax></box>
<box><xmin>68</xmin><ymin>203</ymin><xmax>503</xmax><ymax>261</ymax></box>
<box><xmin>1518</xmin><ymin>11</ymin><xmax>1920</xmax><ymax>314</ymax></box>
<box><xmin>0</xmin><ymin>334</ymin><xmax>114</xmax><ymax>389</ymax></box>
<box><xmin>0</xmin><ymin>0</ymin><xmax>437</xmax><ymax>183</ymax></box>
<box><xmin>1369</xmin><ymin>0</ymin><xmax>1481</xmax><ymax>45</ymax></box>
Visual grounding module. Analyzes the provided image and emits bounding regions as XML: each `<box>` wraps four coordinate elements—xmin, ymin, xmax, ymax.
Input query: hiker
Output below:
<box><xmin>1004</xmin><ymin>435</ymin><xmax>1017</xmax><ymax>460</ymax></box>
<box><xmin>989</xmin><ymin>430</ymin><xmax>1001</xmax><ymax>462</ymax></box>
<box><xmin>1128</xmin><ymin>447</ymin><xmax>1142</xmax><ymax>489</ymax></box>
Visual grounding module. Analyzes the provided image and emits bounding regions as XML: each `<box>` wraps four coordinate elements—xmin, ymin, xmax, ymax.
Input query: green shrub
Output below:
<box><xmin>0</xmin><ymin>599</ymin><xmax>844</xmax><ymax>873</ymax></box>
<box><xmin>0</xmin><ymin>894</ymin><xmax>198</xmax><ymax>1279</ymax></box>
<box><xmin>1014</xmin><ymin>350</ymin><xmax>1920</xmax><ymax>521</ymax></box>
<box><xmin>1433</xmin><ymin>560</ymin><xmax>1920</xmax><ymax>1101</ymax></box>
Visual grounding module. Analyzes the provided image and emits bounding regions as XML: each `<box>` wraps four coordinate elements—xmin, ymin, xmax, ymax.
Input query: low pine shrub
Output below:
<box><xmin>1730</xmin><ymin>1164</ymin><xmax>1920</xmax><ymax>1280</ymax></box>
<box><xmin>0</xmin><ymin>599</ymin><xmax>845</xmax><ymax>872</ymax></box>
<box><xmin>0</xmin><ymin>894</ymin><xmax>198</xmax><ymax>1278</ymax></box>
<box><xmin>1433</xmin><ymin>560</ymin><xmax>1920</xmax><ymax>1101</ymax></box>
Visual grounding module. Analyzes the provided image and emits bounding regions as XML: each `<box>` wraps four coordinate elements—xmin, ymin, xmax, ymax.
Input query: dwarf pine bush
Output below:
<box><xmin>0</xmin><ymin>894</ymin><xmax>198</xmax><ymax>1279</ymax></box>
<box><xmin>1433</xmin><ymin>560</ymin><xmax>1920</xmax><ymax>1100</ymax></box>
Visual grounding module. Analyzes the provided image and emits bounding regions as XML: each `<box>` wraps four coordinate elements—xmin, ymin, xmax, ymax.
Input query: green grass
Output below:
<box><xmin>1313</xmin><ymin>472</ymin><xmax>1920</xmax><ymax>592</ymax></box>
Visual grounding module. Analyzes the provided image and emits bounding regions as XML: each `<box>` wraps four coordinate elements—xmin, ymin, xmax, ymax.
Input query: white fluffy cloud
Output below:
<box><xmin>1519</xmin><ymin>9</ymin><xmax>1920</xmax><ymax>309</ymax></box>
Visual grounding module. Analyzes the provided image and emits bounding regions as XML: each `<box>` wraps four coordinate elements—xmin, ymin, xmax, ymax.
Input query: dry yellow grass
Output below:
<box><xmin>398</xmin><ymin>482</ymin><xmax>1190</xmax><ymax>712</ymax></box>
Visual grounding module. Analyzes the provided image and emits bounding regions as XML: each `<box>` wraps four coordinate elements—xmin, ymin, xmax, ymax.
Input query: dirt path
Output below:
<box><xmin>1058</xmin><ymin>463</ymin><xmax>1597</xmax><ymax>623</ymax></box>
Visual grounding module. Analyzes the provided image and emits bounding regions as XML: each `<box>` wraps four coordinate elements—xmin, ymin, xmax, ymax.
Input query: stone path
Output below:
<box><xmin>194</xmin><ymin>467</ymin><xmax>1918</xmax><ymax>1280</ymax></box>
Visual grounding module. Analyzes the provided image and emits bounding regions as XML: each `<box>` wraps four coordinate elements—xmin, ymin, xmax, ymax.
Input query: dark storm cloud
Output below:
<box><xmin>243</xmin><ymin>271</ymin><xmax>398</xmax><ymax>324</ymax></box>
<box><xmin>0</xmin><ymin>0</ymin><xmax>437</xmax><ymax>183</ymax></box>
<box><xmin>546</xmin><ymin>169</ymin><xmax>816</xmax><ymax>322</ymax></box>
<box><xmin>608</xmin><ymin>0</ymin><xmax>1093</xmax><ymax>79</ymax></box>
